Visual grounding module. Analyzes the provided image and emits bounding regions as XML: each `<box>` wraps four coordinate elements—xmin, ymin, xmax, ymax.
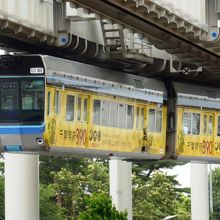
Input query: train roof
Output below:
<box><xmin>41</xmin><ymin>55</ymin><xmax>167</xmax><ymax>103</ymax></box>
<box><xmin>173</xmin><ymin>82</ymin><xmax>220</xmax><ymax>110</ymax></box>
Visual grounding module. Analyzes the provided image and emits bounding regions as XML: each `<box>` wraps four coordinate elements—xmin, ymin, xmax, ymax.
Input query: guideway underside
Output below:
<box><xmin>72</xmin><ymin>0</ymin><xmax>220</xmax><ymax>75</ymax></box>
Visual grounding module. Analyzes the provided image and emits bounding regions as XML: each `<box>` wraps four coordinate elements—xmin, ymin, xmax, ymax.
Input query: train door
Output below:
<box><xmin>44</xmin><ymin>87</ymin><xmax>57</xmax><ymax>146</ymax></box>
<box><xmin>147</xmin><ymin>105</ymin><xmax>165</xmax><ymax>155</ymax></box>
<box><xmin>215</xmin><ymin>114</ymin><xmax>220</xmax><ymax>157</ymax></box>
<box><xmin>135</xmin><ymin>104</ymin><xmax>146</xmax><ymax>152</ymax></box>
<box><xmin>75</xmin><ymin>94</ymin><xmax>89</xmax><ymax>148</ymax></box>
<box><xmin>202</xmin><ymin>112</ymin><xmax>214</xmax><ymax>157</ymax></box>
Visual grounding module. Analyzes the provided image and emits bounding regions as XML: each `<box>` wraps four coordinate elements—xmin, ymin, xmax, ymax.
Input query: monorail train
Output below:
<box><xmin>0</xmin><ymin>54</ymin><xmax>220</xmax><ymax>161</ymax></box>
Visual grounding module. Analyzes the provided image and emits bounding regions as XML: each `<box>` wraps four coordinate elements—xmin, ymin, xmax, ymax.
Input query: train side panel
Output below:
<box><xmin>175</xmin><ymin>106</ymin><xmax>220</xmax><ymax>158</ymax></box>
<box><xmin>44</xmin><ymin>85</ymin><xmax>167</xmax><ymax>157</ymax></box>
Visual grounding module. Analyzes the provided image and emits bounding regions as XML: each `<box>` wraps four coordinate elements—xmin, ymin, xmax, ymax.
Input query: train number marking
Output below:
<box><xmin>76</xmin><ymin>129</ymin><xmax>86</xmax><ymax>145</ymax></box>
<box><xmin>89</xmin><ymin>130</ymin><xmax>101</xmax><ymax>142</ymax></box>
<box><xmin>202</xmin><ymin>141</ymin><xmax>212</xmax><ymax>155</ymax></box>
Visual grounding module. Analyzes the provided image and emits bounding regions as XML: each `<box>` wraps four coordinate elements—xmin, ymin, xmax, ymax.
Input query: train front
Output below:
<box><xmin>0</xmin><ymin>55</ymin><xmax>46</xmax><ymax>152</ymax></box>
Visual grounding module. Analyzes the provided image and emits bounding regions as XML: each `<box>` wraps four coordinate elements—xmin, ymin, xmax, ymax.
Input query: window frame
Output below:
<box><xmin>92</xmin><ymin>99</ymin><xmax>134</xmax><ymax>129</ymax></box>
<box><xmin>65</xmin><ymin>94</ymin><xmax>75</xmax><ymax>122</ymax></box>
<box><xmin>183</xmin><ymin>112</ymin><xmax>200</xmax><ymax>135</ymax></box>
<box><xmin>148</xmin><ymin>108</ymin><xmax>162</xmax><ymax>133</ymax></box>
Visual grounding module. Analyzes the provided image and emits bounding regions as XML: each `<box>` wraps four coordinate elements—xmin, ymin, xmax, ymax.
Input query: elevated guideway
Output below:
<box><xmin>1</xmin><ymin>1</ymin><xmax>220</xmax><ymax>81</ymax></box>
<box><xmin>71</xmin><ymin>0</ymin><xmax>220</xmax><ymax>75</ymax></box>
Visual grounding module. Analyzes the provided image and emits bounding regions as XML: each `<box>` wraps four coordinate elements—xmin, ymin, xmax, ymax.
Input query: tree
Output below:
<box><xmin>40</xmin><ymin>184</ymin><xmax>66</xmax><ymax>220</ymax></box>
<box><xmin>0</xmin><ymin>176</ymin><xmax>4</xmax><ymax>220</ymax></box>
<box><xmin>79</xmin><ymin>193</ymin><xmax>127</xmax><ymax>220</ymax></box>
<box><xmin>39</xmin><ymin>156</ymin><xmax>88</xmax><ymax>185</ymax></box>
<box><xmin>211</xmin><ymin>167</ymin><xmax>220</xmax><ymax>219</ymax></box>
<box><xmin>47</xmin><ymin>159</ymin><xmax>109</xmax><ymax>219</ymax></box>
<box><xmin>133</xmin><ymin>171</ymin><xmax>190</xmax><ymax>220</ymax></box>
<box><xmin>133</xmin><ymin>160</ymin><xmax>185</xmax><ymax>185</ymax></box>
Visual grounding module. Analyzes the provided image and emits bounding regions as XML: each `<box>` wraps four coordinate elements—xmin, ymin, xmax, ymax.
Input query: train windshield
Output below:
<box><xmin>0</xmin><ymin>78</ymin><xmax>45</xmax><ymax>124</ymax></box>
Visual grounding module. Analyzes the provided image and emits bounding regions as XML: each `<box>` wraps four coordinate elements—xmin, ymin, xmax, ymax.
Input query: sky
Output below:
<box><xmin>164</xmin><ymin>163</ymin><xmax>220</xmax><ymax>188</ymax></box>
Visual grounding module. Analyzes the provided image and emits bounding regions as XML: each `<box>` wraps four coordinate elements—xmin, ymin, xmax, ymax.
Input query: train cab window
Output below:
<box><xmin>127</xmin><ymin>105</ymin><xmax>134</xmax><ymax>129</ymax></box>
<box><xmin>0</xmin><ymin>79</ymin><xmax>44</xmax><ymax>124</ymax></box>
<box><xmin>47</xmin><ymin>92</ymin><xmax>51</xmax><ymax>116</ymax></box>
<box><xmin>148</xmin><ymin>109</ymin><xmax>162</xmax><ymax>132</ymax></box>
<box><xmin>183</xmin><ymin>112</ymin><xmax>200</xmax><ymax>135</ymax></box>
<box><xmin>66</xmin><ymin>95</ymin><xmax>75</xmax><ymax>121</ymax></box>
<box><xmin>77</xmin><ymin>97</ymin><xmax>81</xmax><ymax>121</ymax></box>
<box><xmin>55</xmin><ymin>91</ymin><xmax>60</xmax><ymax>114</ymax></box>
<box><xmin>110</xmin><ymin>102</ymin><xmax>118</xmax><ymax>127</ymax></box>
<box><xmin>83</xmin><ymin>98</ymin><xmax>88</xmax><ymax>122</ymax></box>
<box><xmin>101</xmin><ymin>100</ymin><xmax>110</xmax><ymax>126</ymax></box>
<box><xmin>118</xmin><ymin>104</ymin><xmax>126</xmax><ymax>128</ymax></box>
<box><xmin>93</xmin><ymin>100</ymin><xmax>101</xmax><ymax>125</ymax></box>
<box><xmin>1</xmin><ymin>83</ymin><xmax>19</xmax><ymax>110</ymax></box>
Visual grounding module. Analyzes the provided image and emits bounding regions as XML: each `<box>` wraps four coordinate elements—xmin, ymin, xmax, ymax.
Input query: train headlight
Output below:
<box><xmin>36</xmin><ymin>138</ymin><xmax>44</xmax><ymax>145</ymax></box>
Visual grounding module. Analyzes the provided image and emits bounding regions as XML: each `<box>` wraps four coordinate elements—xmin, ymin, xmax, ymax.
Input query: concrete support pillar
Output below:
<box><xmin>109</xmin><ymin>157</ymin><xmax>132</xmax><ymax>220</ymax></box>
<box><xmin>191</xmin><ymin>162</ymin><xmax>209</xmax><ymax>220</ymax></box>
<box><xmin>5</xmin><ymin>153</ymin><xmax>39</xmax><ymax>220</ymax></box>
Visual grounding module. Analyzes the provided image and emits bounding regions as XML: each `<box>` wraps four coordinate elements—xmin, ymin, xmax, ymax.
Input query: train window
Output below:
<box><xmin>148</xmin><ymin>109</ymin><xmax>162</xmax><ymax>132</ymax></box>
<box><xmin>77</xmin><ymin>97</ymin><xmax>81</xmax><ymax>121</ymax></box>
<box><xmin>140</xmin><ymin>108</ymin><xmax>144</xmax><ymax>129</ymax></box>
<box><xmin>83</xmin><ymin>98</ymin><xmax>88</xmax><ymax>122</ymax></box>
<box><xmin>183</xmin><ymin>112</ymin><xmax>191</xmax><ymax>134</ymax></box>
<box><xmin>21</xmin><ymin>80</ymin><xmax>44</xmax><ymax>110</ymax></box>
<box><xmin>127</xmin><ymin>105</ymin><xmax>134</xmax><ymax>129</ymax></box>
<box><xmin>47</xmin><ymin>92</ymin><xmax>51</xmax><ymax>116</ymax></box>
<box><xmin>66</xmin><ymin>95</ymin><xmax>75</xmax><ymax>121</ymax></box>
<box><xmin>203</xmin><ymin>114</ymin><xmax>213</xmax><ymax>135</ymax></box>
<box><xmin>192</xmin><ymin>113</ymin><xmax>200</xmax><ymax>135</ymax></box>
<box><xmin>155</xmin><ymin>110</ymin><xmax>162</xmax><ymax>132</ymax></box>
<box><xmin>208</xmin><ymin>115</ymin><xmax>213</xmax><ymax>134</ymax></box>
<box><xmin>203</xmin><ymin>115</ymin><xmax>207</xmax><ymax>134</ymax></box>
<box><xmin>93</xmin><ymin>100</ymin><xmax>101</xmax><ymax>125</ymax></box>
<box><xmin>110</xmin><ymin>102</ymin><xmax>118</xmax><ymax>127</ymax></box>
<box><xmin>218</xmin><ymin>116</ymin><xmax>220</xmax><ymax>136</ymax></box>
<box><xmin>1</xmin><ymin>83</ymin><xmax>19</xmax><ymax>110</ymax></box>
<box><xmin>101</xmin><ymin>100</ymin><xmax>110</xmax><ymax>126</ymax></box>
<box><xmin>136</xmin><ymin>107</ymin><xmax>139</xmax><ymax>128</ymax></box>
<box><xmin>183</xmin><ymin>112</ymin><xmax>200</xmax><ymax>135</ymax></box>
<box><xmin>55</xmin><ymin>91</ymin><xmax>60</xmax><ymax>114</ymax></box>
<box><xmin>118</xmin><ymin>104</ymin><xmax>126</xmax><ymax>128</ymax></box>
<box><xmin>149</xmin><ymin>109</ymin><xmax>155</xmax><ymax>131</ymax></box>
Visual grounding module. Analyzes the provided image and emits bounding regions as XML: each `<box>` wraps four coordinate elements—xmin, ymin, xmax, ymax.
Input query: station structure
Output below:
<box><xmin>0</xmin><ymin>0</ymin><xmax>220</xmax><ymax>219</ymax></box>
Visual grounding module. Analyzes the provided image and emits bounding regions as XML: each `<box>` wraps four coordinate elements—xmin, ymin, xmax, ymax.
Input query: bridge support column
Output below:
<box><xmin>109</xmin><ymin>157</ymin><xmax>132</xmax><ymax>220</ymax></box>
<box><xmin>191</xmin><ymin>162</ymin><xmax>209</xmax><ymax>220</ymax></box>
<box><xmin>5</xmin><ymin>153</ymin><xmax>39</xmax><ymax>220</ymax></box>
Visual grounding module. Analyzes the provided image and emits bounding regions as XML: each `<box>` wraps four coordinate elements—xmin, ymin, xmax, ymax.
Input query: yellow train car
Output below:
<box><xmin>167</xmin><ymin>82</ymin><xmax>220</xmax><ymax>161</ymax></box>
<box><xmin>43</xmin><ymin>55</ymin><xmax>167</xmax><ymax>159</ymax></box>
<box><xmin>0</xmin><ymin>54</ymin><xmax>167</xmax><ymax>160</ymax></box>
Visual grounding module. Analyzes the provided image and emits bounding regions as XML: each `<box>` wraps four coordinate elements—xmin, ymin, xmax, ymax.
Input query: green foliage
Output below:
<box><xmin>40</xmin><ymin>158</ymin><xmax>109</xmax><ymax>219</ymax></box>
<box><xmin>176</xmin><ymin>194</ymin><xmax>191</xmax><ymax>220</ymax></box>
<box><xmin>40</xmin><ymin>184</ymin><xmax>66</xmax><ymax>220</ymax></box>
<box><xmin>79</xmin><ymin>194</ymin><xmax>127</xmax><ymax>220</ymax></box>
<box><xmin>39</xmin><ymin>156</ymin><xmax>88</xmax><ymax>184</ymax></box>
<box><xmin>133</xmin><ymin>171</ymin><xmax>190</xmax><ymax>220</ymax></box>
<box><xmin>0</xmin><ymin>176</ymin><xmax>4</xmax><ymax>220</ymax></box>
<box><xmin>211</xmin><ymin>167</ymin><xmax>220</xmax><ymax>219</ymax></box>
<box><xmin>133</xmin><ymin>160</ymin><xmax>185</xmax><ymax>184</ymax></box>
